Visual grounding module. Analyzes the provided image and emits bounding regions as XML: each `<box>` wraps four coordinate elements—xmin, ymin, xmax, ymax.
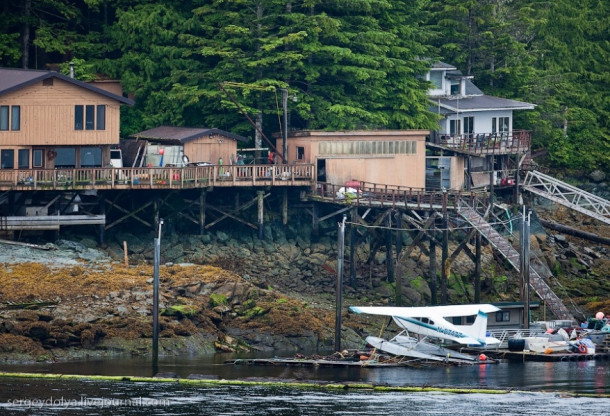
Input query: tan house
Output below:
<box><xmin>276</xmin><ymin>130</ymin><xmax>429</xmax><ymax>188</ymax></box>
<box><xmin>128</xmin><ymin>126</ymin><xmax>248</xmax><ymax>168</ymax></box>
<box><xmin>0</xmin><ymin>67</ymin><xmax>133</xmax><ymax>170</ymax></box>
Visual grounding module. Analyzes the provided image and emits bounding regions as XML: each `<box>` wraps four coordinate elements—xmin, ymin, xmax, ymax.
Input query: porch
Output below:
<box><xmin>428</xmin><ymin>130</ymin><xmax>531</xmax><ymax>156</ymax></box>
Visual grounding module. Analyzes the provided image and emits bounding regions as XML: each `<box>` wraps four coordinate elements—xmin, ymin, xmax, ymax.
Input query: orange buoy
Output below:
<box><xmin>578</xmin><ymin>344</ymin><xmax>588</xmax><ymax>354</ymax></box>
<box><xmin>478</xmin><ymin>354</ymin><xmax>487</xmax><ymax>361</ymax></box>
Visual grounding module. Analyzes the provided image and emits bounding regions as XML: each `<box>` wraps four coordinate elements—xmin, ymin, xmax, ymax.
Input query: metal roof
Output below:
<box><xmin>430</xmin><ymin>61</ymin><xmax>457</xmax><ymax>70</ymax></box>
<box><xmin>131</xmin><ymin>126</ymin><xmax>248</xmax><ymax>143</ymax></box>
<box><xmin>0</xmin><ymin>67</ymin><xmax>133</xmax><ymax>105</ymax></box>
<box><xmin>431</xmin><ymin>94</ymin><xmax>536</xmax><ymax>113</ymax></box>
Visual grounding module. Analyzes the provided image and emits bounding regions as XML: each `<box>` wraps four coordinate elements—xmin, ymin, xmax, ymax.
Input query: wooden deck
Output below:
<box><xmin>428</xmin><ymin>130</ymin><xmax>531</xmax><ymax>156</ymax></box>
<box><xmin>311</xmin><ymin>181</ymin><xmax>489</xmax><ymax>211</ymax></box>
<box><xmin>0</xmin><ymin>164</ymin><xmax>316</xmax><ymax>191</ymax></box>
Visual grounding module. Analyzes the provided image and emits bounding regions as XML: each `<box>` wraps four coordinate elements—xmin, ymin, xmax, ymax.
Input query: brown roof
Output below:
<box><xmin>0</xmin><ymin>67</ymin><xmax>134</xmax><ymax>105</ymax></box>
<box><xmin>131</xmin><ymin>126</ymin><xmax>248</xmax><ymax>143</ymax></box>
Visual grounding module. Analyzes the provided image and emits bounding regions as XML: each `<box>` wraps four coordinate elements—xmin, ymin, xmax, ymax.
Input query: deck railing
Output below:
<box><xmin>0</xmin><ymin>164</ymin><xmax>315</xmax><ymax>191</ymax></box>
<box><xmin>429</xmin><ymin>130</ymin><xmax>531</xmax><ymax>155</ymax></box>
<box><xmin>313</xmin><ymin>181</ymin><xmax>490</xmax><ymax>209</ymax></box>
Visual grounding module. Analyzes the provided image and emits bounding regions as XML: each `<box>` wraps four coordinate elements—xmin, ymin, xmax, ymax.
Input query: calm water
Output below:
<box><xmin>1</xmin><ymin>355</ymin><xmax>609</xmax><ymax>415</ymax></box>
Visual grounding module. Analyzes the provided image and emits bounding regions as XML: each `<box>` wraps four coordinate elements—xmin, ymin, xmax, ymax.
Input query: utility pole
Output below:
<box><xmin>152</xmin><ymin>218</ymin><xmax>163</xmax><ymax>375</ymax></box>
<box><xmin>335</xmin><ymin>215</ymin><xmax>347</xmax><ymax>352</ymax></box>
<box><xmin>520</xmin><ymin>207</ymin><xmax>531</xmax><ymax>329</ymax></box>
<box><xmin>281</xmin><ymin>88</ymin><xmax>288</xmax><ymax>163</ymax></box>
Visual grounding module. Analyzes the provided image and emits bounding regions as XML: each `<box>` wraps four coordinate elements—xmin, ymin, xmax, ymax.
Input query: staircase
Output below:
<box><xmin>457</xmin><ymin>203</ymin><xmax>574</xmax><ymax>321</ymax></box>
<box><xmin>523</xmin><ymin>171</ymin><xmax>610</xmax><ymax>225</ymax></box>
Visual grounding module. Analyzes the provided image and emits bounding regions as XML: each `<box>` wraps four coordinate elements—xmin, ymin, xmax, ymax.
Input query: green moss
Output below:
<box><xmin>162</xmin><ymin>305</ymin><xmax>197</xmax><ymax>318</ymax></box>
<box><xmin>209</xmin><ymin>294</ymin><xmax>228</xmax><ymax>307</ymax></box>
<box><xmin>276</xmin><ymin>298</ymin><xmax>287</xmax><ymax>304</ymax></box>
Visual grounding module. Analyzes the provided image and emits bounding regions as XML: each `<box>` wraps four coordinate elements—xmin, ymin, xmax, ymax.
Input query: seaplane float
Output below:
<box><xmin>349</xmin><ymin>304</ymin><xmax>501</xmax><ymax>363</ymax></box>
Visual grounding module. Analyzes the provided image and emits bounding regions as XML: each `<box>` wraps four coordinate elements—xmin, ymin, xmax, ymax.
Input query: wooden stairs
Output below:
<box><xmin>457</xmin><ymin>203</ymin><xmax>574</xmax><ymax>321</ymax></box>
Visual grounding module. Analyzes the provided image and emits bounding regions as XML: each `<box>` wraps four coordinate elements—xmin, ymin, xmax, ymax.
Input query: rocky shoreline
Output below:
<box><xmin>0</xmin><ymin>192</ymin><xmax>609</xmax><ymax>364</ymax></box>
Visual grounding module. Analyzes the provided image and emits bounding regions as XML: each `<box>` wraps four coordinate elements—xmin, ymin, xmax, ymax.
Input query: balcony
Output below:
<box><xmin>428</xmin><ymin>130</ymin><xmax>531</xmax><ymax>156</ymax></box>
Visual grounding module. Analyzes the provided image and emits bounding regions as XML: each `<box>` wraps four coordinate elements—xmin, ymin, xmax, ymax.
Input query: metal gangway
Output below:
<box><xmin>457</xmin><ymin>202</ymin><xmax>574</xmax><ymax>321</ymax></box>
<box><xmin>522</xmin><ymin>170</ymin><xmax>610</xmax><ymax>225</ymax></box>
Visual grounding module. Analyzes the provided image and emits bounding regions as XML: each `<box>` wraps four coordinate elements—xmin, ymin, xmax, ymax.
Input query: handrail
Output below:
<box><xmin>312</xmin><ymin>181</ymin><xmax>490</xmax><ymax>209</ymax></box>
<box><xmin>429</xmin><ymin>130</ymin><xmax>532</xmax><ymax>155</ymax></box>
<box><xmin>0</xmin><ymin>164</ymin><xmax>316</xmax><ymax>191</ymax></box>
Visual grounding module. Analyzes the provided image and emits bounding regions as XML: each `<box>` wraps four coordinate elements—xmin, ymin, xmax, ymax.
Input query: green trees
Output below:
<box><xmin>0</xmin><ymin>0</ymin><xmax>606</xmax><ymax>171</ymax></box>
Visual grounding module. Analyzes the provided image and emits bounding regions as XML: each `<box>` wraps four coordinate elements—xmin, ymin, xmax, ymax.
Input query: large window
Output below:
<box><xmin>18</xmin><ymin>149</ymin><xmax>29</xmax><ymax>169</ymax></box>
<box><xmin>1</xmin><ymin>105</ymin><xmax>20</xmax><ymax>131</ymax></box>
<box><xmin>75</xmin><ymin>105</ymin><xmax>106</xmax><ymax>130</ymax></box>
<box><xmin>80</xmin><ymin>147</ymin><xmax>102</xmax><ymax>167</ymax></box>
<box><xmin>1</xmin><ymin>149</ymin><xmax>14</xmax><ymax>169</ymax></box>
<box><xmin>318</xmin><ymin>140</ymin><xmax>417</xmax><ymax>156</ymax></box>
<box><xmin>54</xmin><ymin>148</ymin><xmax>76</xmax><ymax>168</ymax></box>
<box><xmin>492</xmin><ymin>117</ymin><xmax>510</xmax><ymax>133</ymax></box>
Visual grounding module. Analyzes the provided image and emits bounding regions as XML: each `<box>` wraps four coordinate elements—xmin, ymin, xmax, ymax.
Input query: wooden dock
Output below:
<box><xmin>475</xmin><ymin>350</ymin><xmax>610</xmax><ymax>362</ymax></box>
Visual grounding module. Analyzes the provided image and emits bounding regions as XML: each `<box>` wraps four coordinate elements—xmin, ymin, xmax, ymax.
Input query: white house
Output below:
<box><xmin>424</xmin><ymin>62</ymin><xmax>536</xmax><ymax>190</ymax></box>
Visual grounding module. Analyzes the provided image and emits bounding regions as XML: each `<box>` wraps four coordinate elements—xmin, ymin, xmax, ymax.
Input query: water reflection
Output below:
<box><xmin>1</xmin><ymin>354</ymin><xmax>609</xmax><ymax>394</ymax></box>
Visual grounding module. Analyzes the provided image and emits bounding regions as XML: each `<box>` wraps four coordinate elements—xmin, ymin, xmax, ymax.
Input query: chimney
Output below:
<box><xmin>69</xmin><ymin>62</ymin><xmax>75</xmax><ymax>79</ymax></box>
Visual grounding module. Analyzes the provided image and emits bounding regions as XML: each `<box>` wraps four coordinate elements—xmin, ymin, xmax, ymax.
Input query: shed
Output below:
<box><xmin>127</xmin><ymin>126</ymin><xmax>248</xmax><ymax>167</ymax></box>
<box><xmin>276</xmin><ymin>130</ymin><xmax>429</xmax><ymax>188</ymax></box>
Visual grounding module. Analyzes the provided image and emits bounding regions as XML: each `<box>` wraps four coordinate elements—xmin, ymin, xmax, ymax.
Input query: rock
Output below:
<box><xmin>590</xmin><ymin>170</ymin><xmax>606</xmax><ymax>182</ymax></box>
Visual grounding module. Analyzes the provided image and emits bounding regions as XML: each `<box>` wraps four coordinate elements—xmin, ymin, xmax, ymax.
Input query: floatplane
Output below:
<box><xmin>350</xmin><ymin>304</ymin><xmax>501</xmax><ymax>362</ymax></box>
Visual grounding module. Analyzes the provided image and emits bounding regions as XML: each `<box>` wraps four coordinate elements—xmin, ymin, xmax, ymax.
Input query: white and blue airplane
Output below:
<box><xmin>350</xmin><ymin>304</ymin><xmax>502</xmax><ymax>347</ymax></box>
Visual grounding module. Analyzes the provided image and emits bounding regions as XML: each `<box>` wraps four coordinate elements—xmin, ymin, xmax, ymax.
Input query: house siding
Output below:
<box><xmin>0</xmin><ymin>78</ymin><xmax>121</xmax><ymax>147</ymax></box>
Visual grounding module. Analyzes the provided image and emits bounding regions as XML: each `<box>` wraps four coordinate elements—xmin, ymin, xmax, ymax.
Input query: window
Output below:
<box><xmin>463</xmin><ymin>116</ymin><xmax>474</xmax><ymax>135</ymax></box>
<box><xmin>297</xmin><ymin>146</ymin><xmax>305</xmax><ymax>160</ymax></box>
<box><xmin>80</xmin><ymin>147</ymin><xmax>102</xmax><ymax>167</ymax></box>
<box><xmin>492</xmin><ymin>117</ymin><xmax>509</xmax><ymax>133</ymax></box>
<box><xmin>496</xmin><ymin>311</ymin><xmax>511</xmax><ymax>322</ymax></box>
<box><xmin>449</xmin><ymin>119</ymin><xmax>461</xmax><ymax>136</ymax></box>
<box><xmin>54</xmin><ymin>148</ymin><xmax>76</xmax><ymax>168</ymax></box>
<box><xmin>85</xmin><ymin>105</ymin><xmax>95</xmax><ymax>130</ymax></box>
<box><xmin>1</xmin><ymin>105</ymin><xmax>19</xmax><ymax>131</ymax></box>
<box><xmin>318</xmin><ymin>140</ymin><xmax>418</xmax><ymax>156</ymax></box>
<box><xmin>75</xmin><ymin>105</ymin><xmax>83</xmax><ymax>130</ymax></box>
<box><xmin>18</xmin><ymin>149</ymin><xmax>29</xmax><ymax>169</ymax></box>
<box><xmin>450</xmin><ymin>82</ymin><xmax>460</xmax><ymax>95</ymax></box>
<box><xmin>429</xmin><ymin>71</ymin><xmax>442</xmax><ymax>89</ymax></box>
<box><xmin>33</xmin><ymin>149</ymin><xmax>43</xmax><ymax>168</ymax></box>
<box><xmin>1</xmin><ymin>149</ymin><xmax>14</xmax><ymax>169</ymax></box>
<box><xmin>0</xmin><ymin>106</ymin><xmax>8</xmax><ymax>130</ymax></box>
<box><xmin>96</xmin><ymin>105</ymin><xmax>106</xmax><ymax>130</ymax></box>
<box><xmin>75</xmin><ymin>105</ymin><xmax>106</xmax><ymax>130</ymax></box>
<box><xmin>11</xmin><ymin>106</ymin><xmax>20</xmax><ymax>130</ymax></box>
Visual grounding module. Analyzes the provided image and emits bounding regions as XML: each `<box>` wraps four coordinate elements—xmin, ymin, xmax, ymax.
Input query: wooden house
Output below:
<box><xmin>275</xmin><ymin>130</ymin><xmax>429</xmax><ymax>189</ymax></box>
<box><xmin>0</xmin><ymin>67</ymin><xmax>133</xmax><ymax>170</ymax></box>
<box><xmin>424</xmin><ymin>62</ymin><xmax>535</xmax><ymax>190</ymax></box>
<box><xmin>127</xmin><ymin>126</ymin><xmax>248</xmax><ymax>168</ymax></box>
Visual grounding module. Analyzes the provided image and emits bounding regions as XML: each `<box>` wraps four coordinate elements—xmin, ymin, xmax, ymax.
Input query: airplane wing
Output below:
<box><xmin>349</xmin><ymin>304</ymin><xmax>500</xmax><ymax>318</ymax></box>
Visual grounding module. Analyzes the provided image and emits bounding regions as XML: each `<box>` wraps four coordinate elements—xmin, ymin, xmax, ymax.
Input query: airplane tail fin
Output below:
<box><xmin>462</xmin><ymin>310</ymin><xmax>489</xmax><ymax>344</ymax></box>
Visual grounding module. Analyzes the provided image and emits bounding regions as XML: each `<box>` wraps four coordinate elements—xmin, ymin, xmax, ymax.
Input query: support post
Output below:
<box><xmin>441</xmin><ymin>192</ymin><xmax>449</xmax><ymax>304</ymax></box>
<box><xmin>152</xmin><ymin>218</ymin><xmax>163</xmax><ymax>375</ymax></box>
<box><xmin>199</xmin><ymin>190</ymin><xmax>206</xmax><ymax>235</ymax></box>
<box><xmin>257</xmin><ymin>190</ymin><xmax>264</xmax><ymax>240</ymax></box>
<box><xmin>521</xmin><ymin>207</ymin><xmax>531</xmax><ymax>329</ymax></box>
<box><xmin>281</xmin><ymin>88</ymin><xmax>288</xmax><ymax>162</ymax></box>
<box><xmin>474</xmin><ymin>232</ymin><xmax>481</xmax><ymax>303</ymax></box>
<box><xmin>514</xmin><ymin>155</ymin><xmax>521</xmax><ymax>204</ymax></box>
<box><xmin>349</xmin><ymin>207</ymin><xmax>357</xmax><ymax>288</ymax></box>
<box><xmin>335</xmin><ymin>215</ymin><xmax>346</xmax><ymax>352</ymax></box>
<box><xmin>395</xmin><ymin>211</ymin><xmax>403</xmax><ymax>306</ymax></box>
<box><xmin>282</xmin><ymin>188</ymin><xmax>288</xmax><ymax>225</ymax></box>
<box><xmin>385</xmin><ymin>213</ymin><xmax>394</xmax><ymax>283</ymax></box>
<box><xmin>429</xmin><ymin>221</ymin><xmax>437</xmax><ymax>305</ymax></box>
<box><xmin>312</xmin><ymin>203</ymin><xmax>319</xmax><ymax>236</ymax></box>
<box><xmin>489</xmin><ymin>155</ymin><xmax>495</xmax><ymax>203</ymax></box>
<box><xmin>98</xmin><ymin>197</ymin><xmax>106</xmax><ymax>246</ymax></box>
